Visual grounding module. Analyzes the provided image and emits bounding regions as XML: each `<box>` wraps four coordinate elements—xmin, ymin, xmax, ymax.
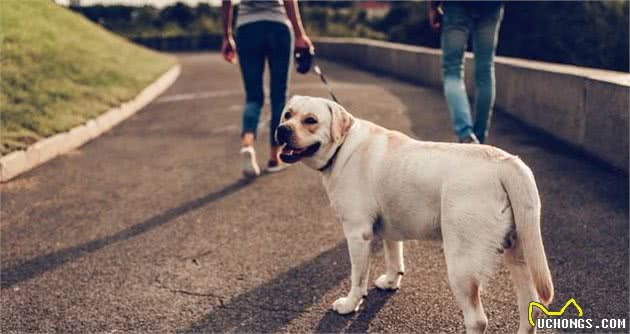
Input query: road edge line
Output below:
<box><xmin>0</xmin><ymin>63</ymin><xmax>182</xmax><ymax>183</ymax></box>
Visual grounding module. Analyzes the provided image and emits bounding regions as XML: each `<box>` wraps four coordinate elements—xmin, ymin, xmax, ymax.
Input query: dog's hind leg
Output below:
<box><xmin>444</xmin><ymin>257</ymin><xmax>489</xmax><ymax>334</ymax></box>
<box><xmin>375</xmin><ymin>239</ymin><xmax>404</xmax><ymax>290</ymax></box>
<box><xmin>505</xmin><ymin>243</ymin><xmax>540</xmax><ymax>334</ymax></box>
<box><xmin>442</xmin><ymin>220</ymin><xmax>494</xmax><ymax>334</ymax></box>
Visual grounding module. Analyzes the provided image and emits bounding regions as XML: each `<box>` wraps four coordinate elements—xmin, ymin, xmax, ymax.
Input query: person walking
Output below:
<box><xmin>222</xmin><ymin>0</ymin><xmax>313</xmax><ymax>177</ymax></box>
<box><xmin>429</xmin><ymin>1</ymin><xmax>503</xmax><ymax>144</ymax></box>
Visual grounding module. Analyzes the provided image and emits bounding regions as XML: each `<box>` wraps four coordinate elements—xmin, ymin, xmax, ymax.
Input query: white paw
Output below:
<box><xmin>332</xmin><ymin>296</ymin><xmax>362</xmax><ymax>315</ymax></box>
<box><xmin>374</xmin><ymin>274</ymin><xmax>401</xmax><ymax>290</ymax></box>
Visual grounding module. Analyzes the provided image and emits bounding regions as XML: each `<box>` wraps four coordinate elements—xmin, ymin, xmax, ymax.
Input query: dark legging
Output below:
<box><xmin>236</xmin><ymin>21</ymin><xmax>293</xmax><ymax>146</ymax></box>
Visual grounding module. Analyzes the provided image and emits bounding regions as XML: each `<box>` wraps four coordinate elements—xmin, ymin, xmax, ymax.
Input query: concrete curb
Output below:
<box><xmin>0</xmin><ymin>64</ymin><xmax>182</xmax><ymax>183</ymax></box>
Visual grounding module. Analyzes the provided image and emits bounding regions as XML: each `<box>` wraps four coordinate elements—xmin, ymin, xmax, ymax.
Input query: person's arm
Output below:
<box><xmin>283</xmin><ymin>0</ymin><xmax>313</xmax><ymax>50</ymax></box>
<box><xmin>428</xmin><ymin>0</ymin><xmax>443</xmax><ymax>30</ymax></box>
<box><xmin>221</xmin><ymin>0</ymin><xmax>237</xmax><ymax>63</ymax></box>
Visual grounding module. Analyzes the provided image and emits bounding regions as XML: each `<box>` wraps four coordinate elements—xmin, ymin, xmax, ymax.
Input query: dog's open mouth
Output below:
<box><xmin>279</xmin><ymin>142</ymin><xmax>321</xmax><ymax>163</ymax></box>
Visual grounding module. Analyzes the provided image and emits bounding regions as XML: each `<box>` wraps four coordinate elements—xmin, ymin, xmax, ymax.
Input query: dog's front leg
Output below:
<box><xmin>332</xmin><ymin>234</ymin><xmax>370</xmax><ymax>315</ymax></box>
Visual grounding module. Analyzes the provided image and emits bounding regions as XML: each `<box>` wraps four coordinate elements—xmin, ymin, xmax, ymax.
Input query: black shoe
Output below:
<box><xmin>458</xmin><ymin>133</ymin><xmax>480</xmax><ymax>144</ymax></box>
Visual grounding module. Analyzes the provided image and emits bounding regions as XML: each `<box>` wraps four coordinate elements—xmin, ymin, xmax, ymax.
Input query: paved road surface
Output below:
<box><xmin>2</xmin><ymin>53</ymin><xmax>628</xmax><ymax>333</ymax></box>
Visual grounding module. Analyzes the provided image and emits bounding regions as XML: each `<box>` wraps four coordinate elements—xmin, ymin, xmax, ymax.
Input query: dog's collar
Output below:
<box><xmin>318</xmin><ymin>120</ymin><xmax>357</xmax><ymax>173</ymax></box>
<box><xmin>318</xmin><ymin>143</ymin><xmax>343</xmax><ymax>173</ymax></box>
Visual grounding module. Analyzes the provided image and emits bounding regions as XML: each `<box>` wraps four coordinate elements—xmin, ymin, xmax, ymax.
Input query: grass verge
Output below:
<box><xmin>0</xmin><ymin>0</ymin><xmax>177</xmax><ymax>155</ymax></box>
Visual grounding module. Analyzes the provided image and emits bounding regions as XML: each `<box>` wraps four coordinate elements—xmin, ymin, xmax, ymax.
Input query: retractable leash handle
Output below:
<box><xmin>294</xmin><ymin>47</ymin><xmax>340</xmax><ymax>104</ymax></box>
<box><xmin>294</xmin><ymin>47</ymin><xmax>313</xmax><ymax>74</ymax></box>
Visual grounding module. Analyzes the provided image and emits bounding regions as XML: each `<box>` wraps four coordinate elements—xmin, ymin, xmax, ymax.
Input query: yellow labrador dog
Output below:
<box><xmin>275</xmin><ymin>95</ymin><xmax>554</xmax><ymax>334</ymax></box>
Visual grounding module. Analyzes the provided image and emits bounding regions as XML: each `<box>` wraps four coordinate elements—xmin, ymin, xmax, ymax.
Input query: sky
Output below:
<box><xmin>55</xmin><ymin>0</ymin><xmax>222</xmax><ymax>8</ymax></box>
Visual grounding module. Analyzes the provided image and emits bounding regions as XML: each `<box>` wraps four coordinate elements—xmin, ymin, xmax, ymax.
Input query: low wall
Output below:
<box><xmin>315</xmin><ymin>38</ymin><xmax>629</xmax><ymax>172</ymax></box>
<box><xmin>132</xmin><ymin>34</ymin><xmax>221</xmax><ymax>51</ymax></box>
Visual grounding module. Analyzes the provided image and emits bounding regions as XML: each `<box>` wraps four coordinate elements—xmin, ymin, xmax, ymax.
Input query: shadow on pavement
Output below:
<box><xmin>315</xmin><ymin>288</ymin><xmax>395</xmax><ymax>334</ymax></box>
<box><xmin>181</xmin><ymin>241</ymin><xmax>395</xmax><ymax>333</ymax></box>
<box><xmin>179</xmin><ymin>242</ymin><xmax>351</xmax><ymax>333</ymax></box>
<box><xmin>1</xmin><ymin>177</ymin><xmax>256</xmax><ymax>289</ymax></box>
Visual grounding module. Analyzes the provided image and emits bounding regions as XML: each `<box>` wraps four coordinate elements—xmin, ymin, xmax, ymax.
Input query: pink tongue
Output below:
<box><xmin>282</xmin><ymin>147</ymin><xmax>303</xmax><ymax>155</ymax></box>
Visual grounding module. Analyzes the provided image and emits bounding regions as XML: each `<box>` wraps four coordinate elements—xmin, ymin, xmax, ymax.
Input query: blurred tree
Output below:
<box><xmin>373</xmin><ymin>0</ymin><xmax>628</xmax><ymax>71</ymax></box>
<box><xmin>498</xmin><ymin>1</ymin><xmax>629</xmax><ymax>71</ymax></box>
<box><xmin>301</xmin><ymin>1</ymin><xmax>354</xmax><ymax>10</ymax></box>
<box><xmin>159</xmin><ymin>2</ymin><xmax>194</xmax><ymax>29</ymax></box>
<box><xmin>376</xmin><ymin>1</ymin><xmax>439</xmax><ymax>48</ymax></box>
<box><xmin>69</xmin><ymin>1</ymin><xmax>628</xmax><ymax>71</ymax></box>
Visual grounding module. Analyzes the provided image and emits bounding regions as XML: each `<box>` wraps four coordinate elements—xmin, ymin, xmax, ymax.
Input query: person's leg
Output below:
<box><xmin>236</xmin><ymin>23</ymin><xmax>266</xmax><ymax>177</ymax></box>
<box><xmin>471</xmin><ymin>5</ymin><xmax>503</xmax><ymax>144</ymax></box>
<box><xmin>266</xmin><ymin>22</ymin><xmax>294</xmax><ymax>164</ymax></box>
<box><xmin>441</xmin><ymin>3</ymin><xmax>474</xmax><ymax>141</ymax></box>
<box><xmin>236</xmin><ymin>23</ymin><xmax>266</xmax><ymax>147</ymax></box>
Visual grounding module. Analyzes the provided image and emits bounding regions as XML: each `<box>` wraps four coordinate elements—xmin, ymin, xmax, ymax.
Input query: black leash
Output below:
<box><xmin>312</xmin><ymin>60</ymin><xmax>344</xmax><ymax>173</ymax></box>
<box><xmin>295</xmin><ymin>47</ymin><xmax>340</xmax><ymax>103</ymax></box>
<box><xmin>313</xmin><ymin>63</ymin><xmax>340</xmax><ymax>104</ymax></box>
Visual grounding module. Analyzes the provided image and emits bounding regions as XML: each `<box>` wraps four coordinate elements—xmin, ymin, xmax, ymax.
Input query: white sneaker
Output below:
<box><xmin>240</xmin><ymin>146</ymin><xmax>260</xmax><ymax>177</ymax></box>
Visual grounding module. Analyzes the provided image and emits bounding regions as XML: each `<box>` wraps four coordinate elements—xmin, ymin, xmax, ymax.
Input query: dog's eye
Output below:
<box><xmin>284</xmin><ymin>113</ymin><xmax>291</xmax><ymax>120</ymax></box>
<box><xmin>303</xmin><ymin>117</ymin><xmax>318</xmax><ymax>125</ymax></box>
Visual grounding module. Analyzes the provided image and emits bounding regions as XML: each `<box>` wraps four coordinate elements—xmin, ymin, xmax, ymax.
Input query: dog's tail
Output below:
<box><xmin>501</xmin><ymin>158</ymin><xmax>554</xmax><ymax>305</ymax></box>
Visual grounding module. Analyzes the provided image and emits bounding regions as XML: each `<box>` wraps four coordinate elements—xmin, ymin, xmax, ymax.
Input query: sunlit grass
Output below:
<box><xmin>0</xmin><ymin>0</ymin><xmax>176</xmax><ymax>155</ymax></box>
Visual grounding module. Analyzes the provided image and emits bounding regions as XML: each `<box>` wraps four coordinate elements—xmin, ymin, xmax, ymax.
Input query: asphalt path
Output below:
<box><xmin>1</xmin><ymin>53</ymin><xmax>628</xmax><ymax>333</ymax></box>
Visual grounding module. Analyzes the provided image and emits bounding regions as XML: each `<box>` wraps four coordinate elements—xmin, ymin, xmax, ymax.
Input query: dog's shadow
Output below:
<box><xmin>315</xmin><ymin>288</ymin><xmax>396</xmax><ymax>334</ymax></box>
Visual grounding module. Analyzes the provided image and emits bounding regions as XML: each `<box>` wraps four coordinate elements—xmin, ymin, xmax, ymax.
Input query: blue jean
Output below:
<box><xmin>236</xmin><ymin>21</ymin><xmax>293</xmax><ymax>146</ymax></box>
<box><xmin>441</xmin><ymin>2</ymin><xmax>503</xmax><ymax>143</ymax></box>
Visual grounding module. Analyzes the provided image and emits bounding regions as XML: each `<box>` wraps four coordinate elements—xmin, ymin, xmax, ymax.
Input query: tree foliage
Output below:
<box><xmin>374</xmin><ymin>1</ymin><xmax>629</xmax><ymax>71</ymax></box>
<box><xmin>70</xmin><ymin>1</ymin><xmax>628</xmax><ymax>72</ymax></box>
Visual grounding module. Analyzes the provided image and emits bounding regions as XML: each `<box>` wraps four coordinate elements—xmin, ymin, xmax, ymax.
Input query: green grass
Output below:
<box><xmin>0</xmin><ymin>0</ymin><xmax>176</xmax><ymax>155</ymax></box>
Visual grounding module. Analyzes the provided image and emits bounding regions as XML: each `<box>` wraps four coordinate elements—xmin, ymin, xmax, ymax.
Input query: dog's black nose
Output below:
<box><xmin>276</xmin><ymin>125</ymin><xmax>292</xmax><ymax>144</ymax></box>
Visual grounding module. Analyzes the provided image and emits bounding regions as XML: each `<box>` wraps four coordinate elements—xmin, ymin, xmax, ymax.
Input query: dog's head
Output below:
<box><xmin>275</xmin><ymin>95</ymin><xmax>354</xmax><ymax>170</ymax></box>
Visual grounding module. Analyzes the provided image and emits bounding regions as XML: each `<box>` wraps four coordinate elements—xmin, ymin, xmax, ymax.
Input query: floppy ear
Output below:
<box><xmin>327</xmin><ymin>102</ymin><xmax>354</xmax><ymax>143</ymax></box>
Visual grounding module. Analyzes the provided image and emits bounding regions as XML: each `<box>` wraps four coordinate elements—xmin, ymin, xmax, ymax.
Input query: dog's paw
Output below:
<box><xmin>332</xmin><ymin>296</ymin><xmax>362</xmax><ymax>315</ymax></box>
<box><xmin>374</xmin><ymin>274</ymin><xmax>401</xmax><ymax>290</ymax></box>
